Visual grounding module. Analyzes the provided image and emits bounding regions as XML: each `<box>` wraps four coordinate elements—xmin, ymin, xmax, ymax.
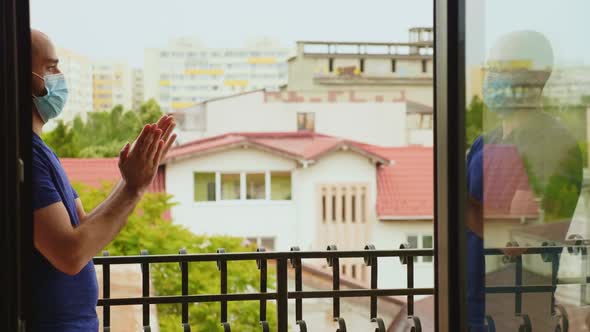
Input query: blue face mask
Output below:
<box><xmin>32</xmin><ymin>72</ymin><xmax>68</xmax><ymax>123</ymax></box>
<box><xmin>482</xmin><ymin>74</ymin><xmax>514</xmax><ymax>113</ymax></box>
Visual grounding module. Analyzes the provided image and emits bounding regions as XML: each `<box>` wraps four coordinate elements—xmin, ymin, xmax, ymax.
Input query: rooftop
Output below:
<box><xmin>164</xmin><ymin>131</ymin><xmax>391</xmax><ymax>165</ymax></box>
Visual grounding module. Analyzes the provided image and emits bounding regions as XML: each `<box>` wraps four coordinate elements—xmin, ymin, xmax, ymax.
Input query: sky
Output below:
<box><xmin>467</xmin><ymin>0</ymin><xmax>590</xmax><ymax>66</ymax></box>
<box><xmin>30</xmin><ymin>0</ymin><xmax>433</xmax><ymax>67</ymax></box>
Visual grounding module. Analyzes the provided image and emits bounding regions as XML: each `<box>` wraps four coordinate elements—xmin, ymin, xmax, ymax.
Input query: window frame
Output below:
<box><xmin>435</xmin><ymin>0</ymin><xmax>468</xmax><ymax>330</ymax></box>
<box><xmin>193</xmin><ymin>170</ymin><xmax>293</xmax><ymax>204</ymax></box>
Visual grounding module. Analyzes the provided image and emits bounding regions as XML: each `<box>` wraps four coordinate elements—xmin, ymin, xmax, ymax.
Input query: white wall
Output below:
<box><xmin>166</xmin><ymin>148</ymin><xmax>298</xmax><ymax>250</ymax></box>
<box><xmin>372</xmin><ymin>220</ymin><xmax>434</xmax><ymax>290</ymax></box>
<box><xmin>193</xmin><ymin>91</ymin><xmax>408</xmax><ymax>147</ymax></box>
<box><xmin>293</xmin><ymin>151</ymin><xmax>378</xmax><ymax>251</ymax></box>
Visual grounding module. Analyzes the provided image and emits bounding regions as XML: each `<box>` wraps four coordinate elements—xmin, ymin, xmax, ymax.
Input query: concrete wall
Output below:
<box><xmin>166</xmin><ymin>148</ymin><xmax>298</xmax><ymax>250</ymax></box>
<box><xmin>372</xmin><ymin>220</ymin><xmax>434</xmax><ymax>289</ymax></box>
<box><xmin>195</xmin><ymin>91</ymin><xmax>408</xmax><ymax>147</ymax></box>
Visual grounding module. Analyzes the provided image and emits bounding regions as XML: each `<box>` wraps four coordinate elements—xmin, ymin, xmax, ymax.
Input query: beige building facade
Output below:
<box><xmin>284</xmin><ymin>27</ymin><xmax>434</xmax><ymax>108</ymax></box>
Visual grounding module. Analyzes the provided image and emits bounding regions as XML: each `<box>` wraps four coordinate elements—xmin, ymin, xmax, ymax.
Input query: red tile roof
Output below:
<box><xmin>61</xmin><ymin>158</ymin><xmax>165</xmax><ymax>193</ymax></box>
<box><xmin>164</xmin><ymin>132</ymin><xmax>390</xmax><ymax>164</ymax></box>
<box><xmin>61</xmin><ymin>158</ymin><xmax>121</xmax><ymax>187</ymax></box>
<box><xmin>367</xmin><ymin>146</ymin><xmax>435</xmax><ymax>219</ymax></box>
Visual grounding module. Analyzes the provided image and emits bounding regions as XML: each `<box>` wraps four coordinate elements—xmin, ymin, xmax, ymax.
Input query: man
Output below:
<box><xmin>466</xmin><ymin>30</ymin><xmax>583</xmax><ymax>330</ymax></box>
<box><xmin>31</xmin><ymin>29</ymin><xmax>177</xmax><ymax>331</ymax></box>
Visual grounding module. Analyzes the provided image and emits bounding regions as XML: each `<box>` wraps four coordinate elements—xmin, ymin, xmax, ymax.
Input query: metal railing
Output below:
<box><xmin>94</xmin><ymin>239</ymin><xmax>590</xmax><ymax>332</ymax></box>
<box><xmin>482</xmin><ymin>236</ymin><xmax>590</xmax><ymax>332</ymax></box>
<box><xmin>93</xmin><ymin>244</ymin><xmax>434</xmax><ymax>332</ymax></box>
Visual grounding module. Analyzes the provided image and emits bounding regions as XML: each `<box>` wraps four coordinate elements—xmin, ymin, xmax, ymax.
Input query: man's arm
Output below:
<box><xmin>35</xmin><ymin>181</ymin><xmax>142</xmax><ymax>275</ymax></box>
<box><xmin>75</xmin><ymin>198</ymin><xmax>86</xmax><ymax>223</ymax></box>
<box><xmin>34</xmin><ymin>122</ymin><xmax>174</xmax><ymax>275</ymax></box>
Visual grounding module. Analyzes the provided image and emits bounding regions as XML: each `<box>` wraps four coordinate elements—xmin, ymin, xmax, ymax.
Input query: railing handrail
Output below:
<box><xmin>93</xmin><ymin>248</ymin><xmax>435</xmax><ymax>264</ymax></box>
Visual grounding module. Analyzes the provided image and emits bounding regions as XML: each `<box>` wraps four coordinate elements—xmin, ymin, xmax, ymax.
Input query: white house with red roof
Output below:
<box><xmin>161</xmin><ymin>131</ymin><xmax>441</xmax><ymax>288</ymax></box>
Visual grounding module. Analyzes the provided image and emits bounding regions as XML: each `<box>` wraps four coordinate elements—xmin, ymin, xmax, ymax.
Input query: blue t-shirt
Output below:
<box><xmin>466</xmin><ymin>136</ymin><xmax>486</xmax><ymax>331</ymax></box>
<box><xmin>32</xmin><ymin>133</ymin><xmax>99</xmax><ymax>332</ymax></box>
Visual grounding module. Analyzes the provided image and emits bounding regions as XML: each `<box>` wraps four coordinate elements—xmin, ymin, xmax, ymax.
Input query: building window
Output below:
<box><xmin>351</xmin><ymin>194</ymin><xmax>356</xmax><ymax>223</ymax></box>
<box><xmin>351</xmin><ymin>264</ymin><xmax>357</xmax><ymax>279</ymax></box>
<box><xmin>422</xmin><ymin>59</ymin><xmax>428</xmax><ymax>73</ymax></box>
<box><xmin>271</xmin><ymin>172</ymin><xmax>291</xmax><ymax>200</ymax></box>
<box><xmin>341</xmin><ymin>193</ymin><xmax>346</xmax><ymax>223</ymax></box>
<box><xmin>423</xmin><ymin>235</ymin><xmax>433</xmax><ymax>262</ymax></box>
<box><xmin>322</xmin><ymin>191</ymin><xmax>327</xmax><ymax>223</ymax></box>
<box><xmin>332</xmin><ymin>193</ymin><xmax>337</xmax><ymax>223</ymax></box>
<box><xmin>407</xmin><ymin>235</ymin><xmax>433</xmax><ymax>263</ymax></box>
<box><xmin>246</xmin><ymin>237</ymin><xmax>275</xmax><ymax>251</ymax></box>
<box><xmin>360</xmin><ymin>58</ymin><xmax>365</xmax><ymax>73</ymax></box>
<box><xmin>329</xmin><ymin>58</ymin><xmax>334</xmax><ymax>72</ymax></box>
<box><xmin>193</xmin><ymin>172</ymin><xmax>216</xmax><ymax>202</ymax></box>
<box><xmin>318</xmin><ymin>184</ymin><xmax>368</xmax><ymax>226</ymax></box>
<box><xmin>391</xmin><ymin>59</ymin><xmax>397</xmax><ymax>73</ymax></box>
<box><xmin>297</xmin><ymin>112</ymin><xmax>315</xmax><ymax>132</ymax></box>
<box><xmin>246</xmin><ymin>173</ymin><xmax>266</xmax><ymax>199</ymax></box>
<box><xmin>221</xmin><ymin>173</ymin><xmax>241</xmax><ymax>200</ymax></box>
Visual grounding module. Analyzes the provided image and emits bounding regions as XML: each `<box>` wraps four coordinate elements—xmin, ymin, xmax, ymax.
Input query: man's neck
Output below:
<box><xmin>501</xmin><ymin>108</ymin><xmax>539</xmax><ymax>139</ymax></box>
<box><xmin>32</xmin><ymin>110</ymin><xmax>44</xmax><ymax>136</ymax></box>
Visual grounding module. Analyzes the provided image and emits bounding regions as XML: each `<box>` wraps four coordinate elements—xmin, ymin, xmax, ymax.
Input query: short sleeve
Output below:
<box><xmin>72</xmin><ymin>186</ymin><xmax>79</xmax><ymax>199</ymax></box>
<box><xmin>32</xmin><ymin>155</ymin><xmax>62</xmax><ymax>210</ymax></box>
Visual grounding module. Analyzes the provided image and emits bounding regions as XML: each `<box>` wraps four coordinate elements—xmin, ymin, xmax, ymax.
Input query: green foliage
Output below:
<box><xmin>42</xmin><ymin>99</ymin><xmax>163</xmax><ymax>158</ymax></box>
<box><xmin>465</xmin><ymin>95</ymin><xmax>484</xmax><ymax>148</ymax></box>
<box><xmin>73</xmin><ymin>182</ymin><xmax>276</xmax><ymax>331</ymax></box>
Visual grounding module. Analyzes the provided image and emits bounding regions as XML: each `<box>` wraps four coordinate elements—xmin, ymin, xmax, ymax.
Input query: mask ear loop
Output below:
<box><xmin>31</xmin><ymin>72</ymin><xmax>47</xmax><ymax>97</ymax></box>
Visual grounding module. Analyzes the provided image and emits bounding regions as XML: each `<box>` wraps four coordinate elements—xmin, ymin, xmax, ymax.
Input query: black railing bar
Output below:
<box><xmin>140</xmin><ymin>250</ymin><xmax>150</xmax><ymax>327</ymax></box>
<box><xmin>486</xmin><ymin>285</ymin><xmax>555</xmax><ymax>294</ymax></box>
<box><xmin>276</xmin><ymin>258</ymin><xmax>289</xmax><ymax>332</ymax></box>
<box><xmin>102</xmin><ymin>253</ymin><xmax>110</xmax><ymax>327</ymax></box>
<box><xmin>98</xmin><ymin>293</ymin><xmax>278</xmax><ymax>306</ymax></box>
<box><xmin>96</xmin><ymin>287</ymin><xmax>435</xmax><ymax>306</ymax></box>
<box><xmin>515</xmin><ymin>255</ymin><xmax>523</xmax><ymax>314</ymax></box>
<box><xmin>483</xmin><ymin>247</ymin><xmax>569</xmax><ymax>255</ymax></box>
<box><xmin>92</xmin><ymin>249</ymin><xmax>435</xmax><ymax>264</ymax></box>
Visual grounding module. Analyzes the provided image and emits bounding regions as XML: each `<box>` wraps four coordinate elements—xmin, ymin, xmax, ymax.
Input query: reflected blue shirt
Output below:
<box><xmin>466</xmin><ymin>135</ymin><xmax>486</xmax><ymax>331</ymax></box>
<box><xmin>32</xmin><ymin>133</ymin><xmax>99</xmax><ymax>332</ymax></box>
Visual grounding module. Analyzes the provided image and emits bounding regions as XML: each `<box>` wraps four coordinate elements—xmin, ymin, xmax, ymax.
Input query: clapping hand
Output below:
<box><xmin>117</xmin><ymin>115</ymin><xmax>177</xmax><ymax>194</ymax></box>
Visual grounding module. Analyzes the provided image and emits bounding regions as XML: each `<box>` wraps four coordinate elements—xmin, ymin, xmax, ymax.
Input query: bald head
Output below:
<box><xmin>31</xmin><ymin>29</ymin><xmax>60</xmax><ymax>96</ymax></box>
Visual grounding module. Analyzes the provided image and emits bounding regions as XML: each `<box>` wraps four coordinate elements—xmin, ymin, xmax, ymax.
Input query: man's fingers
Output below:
<box><xmin>161</xmin><ymin>133</ymin><xmax>177</xmax><ymax>161</ymax></box>
<box><xmin>147</xmin><ymin>128</ymin><xmax>163</xmax><ymax>161</ymax></box>
<box><xmin>135</xmin><ymin>124</ymin><xmax>152</xmax><ymax>153</ymax></box>
<box><xmin>156</xmin><ymin>115</ymin><xmax>170</xmax><ymax>128</ymax></box>
<box><xmin>118</xmin><ymin>142</ymin><xmax>130</xmax><ymax>166</ymax></box>
<box><xmin>161</xmin><ymin>120</ymin><xmax>176</xmax><ymax>142</ymax></box>
<box><xmin>153</xmin><ymin>139</ymin><xmax>165</xmax><ymax>164</ymax></box>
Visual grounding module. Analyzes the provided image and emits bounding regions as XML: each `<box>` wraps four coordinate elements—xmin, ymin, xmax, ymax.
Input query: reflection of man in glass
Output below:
<box><xmin>466</xmin><ymin>31</ymin><xmax>583</xmax><ymax>330</ymax></box>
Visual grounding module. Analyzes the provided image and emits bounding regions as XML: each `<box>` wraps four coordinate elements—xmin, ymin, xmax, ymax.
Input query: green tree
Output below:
<box><xmin>73</xmin><ymin>182</ymin><xmax>276</xmax><ymax>331</ymax></box>
<box><xmin>42</xmin><ymin>100</ymin><xmax>163</xmax><ymax>158</ymax></box>
<box><xmin>465</xmin><ymin>95</ymin><xmax>484</xmax><ymax>148</ymax></box>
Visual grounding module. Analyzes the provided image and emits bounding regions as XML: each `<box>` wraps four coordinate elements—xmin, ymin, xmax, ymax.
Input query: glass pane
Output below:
<box><xmin>246</xmin><ymin>173</ymin><xmax>265</xmax><ymax>199</ymax></box>
<box><xmin>408</xmin><ymin>235</ymin><xmax>419</xmax><ymax>263</ymax></box>
<box><xmin>260</xmin><ymin>237</ymin><xmax>275</xmax><ymax>250</ymax></box>
<box><xmin>271</xmin><ymin>172</ymin><xmax>291</xmax><ymax>200</ymax></box>
<box><xmin>423</xmin><ymin>235</ymin><xmax>433</xmax><ymax>262</ymax></box>
<box><xmin>221</xmin><ymin>173</ymin><xmax>241</xmax><ymax>200</ymax></box>
<box><xmin>465</xmin><ymin>1</ymin><xmax>590</xmax><ymax>330</ymax></box>
<box><xmin>193</xmin><ymin>172</ymin><xmax>216</xmax><ymax>202</ymax></box>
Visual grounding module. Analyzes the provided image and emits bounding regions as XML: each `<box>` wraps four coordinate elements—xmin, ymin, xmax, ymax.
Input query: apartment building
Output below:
<box><xmin>93</xmin><ymin>60</ymin><xmax>134</xmax><ymax>111</ymax></box>
<box><xmin>143</xmin><ymin>37</ymin><xmax>291</xmax><ymax>114</ymax></box>
<box><xmin>48</xmin><ymin>47</ymin><xmax>94</xmax><ymax>128</ymax></box>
